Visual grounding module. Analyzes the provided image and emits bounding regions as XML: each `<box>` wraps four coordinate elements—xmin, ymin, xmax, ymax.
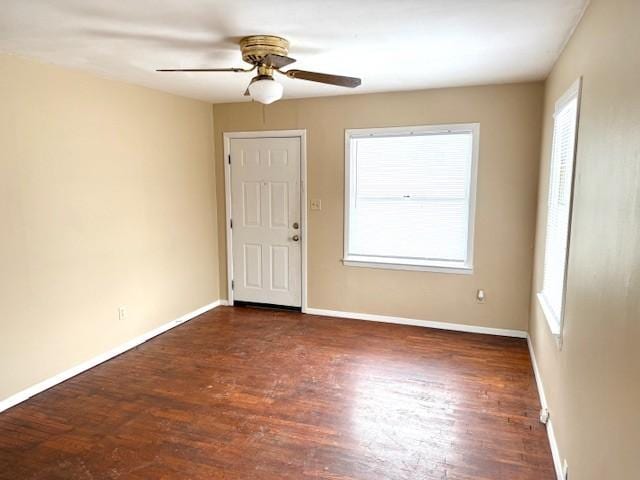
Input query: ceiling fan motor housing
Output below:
<box><xmin>240</xmin><ymin>35</ymin><xmax>290</xmax><ymax>65</ymax></box>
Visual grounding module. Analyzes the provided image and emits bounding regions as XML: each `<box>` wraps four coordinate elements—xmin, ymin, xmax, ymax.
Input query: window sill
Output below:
<box><xmin>342</xmin><ymin>256</ymin><xmax>473</xmax><ymax>275</ymax></box>
<box><xmin>537</xmin><ymin>292</ymin><xmax>562</xmax><ymax>337</ymax></box>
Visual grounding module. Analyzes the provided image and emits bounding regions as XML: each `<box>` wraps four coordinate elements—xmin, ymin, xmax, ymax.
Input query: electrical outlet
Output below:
<box><xmin>476</xmin><ymin>289</ymin><xmax>486</xmax><ymax>303</ymax></box>
<box><xmin>539</xmin><ymin>407</ymin><xmax>550</xmax><ymax>424</ymax></box>
<box><xmin>310</xmin><ymin>199</ymin><xmax>322</xmax><ymax>211</ymax></box>
<box><xmin>118</xmin><ymin>306</ymin><xmax>126</xmax><ymax>321</ymax></box>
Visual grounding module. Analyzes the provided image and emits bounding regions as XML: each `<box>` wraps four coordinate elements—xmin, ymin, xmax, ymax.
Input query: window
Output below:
<box><xmin>343</xmin><ymin>124</ymin><xmax>479</xmax><ymax>273</ymax></box>
<box><xmin>538</xmin><ymin>78</ymin><xmax>582</xmax><ymax>336</ymax></box>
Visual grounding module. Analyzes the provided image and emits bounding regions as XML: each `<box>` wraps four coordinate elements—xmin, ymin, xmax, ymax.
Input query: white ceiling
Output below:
<box><xmin>1</xmin><ymin>0</ymin><xmax>588</xmax><ymax>104</ymax></box>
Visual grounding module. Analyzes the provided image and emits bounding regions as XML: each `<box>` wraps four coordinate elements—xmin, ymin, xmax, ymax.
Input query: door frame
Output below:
<box><xmin>223</xmin><ymin>130</ymin><xmax>308</xmax><ymax>311</ymax></box>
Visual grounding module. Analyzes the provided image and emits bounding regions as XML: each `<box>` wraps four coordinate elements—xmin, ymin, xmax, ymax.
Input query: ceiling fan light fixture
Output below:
<box><xmin>156</xmin><ymin>35</ymin><xmax>362</xmax><ymax>102</ymax></box>
<box><xmin>248</xmin><ymin>77</ymin><xmax>283</xmax><ymax>104</ymax></box>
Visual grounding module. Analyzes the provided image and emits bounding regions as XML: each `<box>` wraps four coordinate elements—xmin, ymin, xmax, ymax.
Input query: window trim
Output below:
<box><xmin>537</xmin><ymin>78</ymin><xmax>582</xmax><ymax>343</ymax></box>
<box><xmin>343</xmin><ymin>123</ymin><xmax>480</xmax><ymax>273</ymax></box>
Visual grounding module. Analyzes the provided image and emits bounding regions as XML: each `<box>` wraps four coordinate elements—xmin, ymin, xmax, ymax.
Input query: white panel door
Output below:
<box><xmin>230</xmin><ymin>137</ymin><xmax>301</xmax><ymax>307</ymax></box>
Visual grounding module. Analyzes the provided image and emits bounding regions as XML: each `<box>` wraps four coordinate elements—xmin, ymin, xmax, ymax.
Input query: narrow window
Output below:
<box><xmin>538</xmin><ymin>78</ymin><xmax>582</xmax><ymax>336</ymax></box>
<box><xmin>344</xmin><ymin>124</ymin><xmax>479</xmax><ymax>273</ymax></box>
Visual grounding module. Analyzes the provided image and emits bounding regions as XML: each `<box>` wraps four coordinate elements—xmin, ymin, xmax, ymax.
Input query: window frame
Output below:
<box><xmin>343</xmin><ymin>123</ymin><xmax>480</xmax><ymax>274</ymax></box>
<box><xmin>537</xmin><ymin>78</ymin><xmax>582</xmax><ymax>341</ymax></box>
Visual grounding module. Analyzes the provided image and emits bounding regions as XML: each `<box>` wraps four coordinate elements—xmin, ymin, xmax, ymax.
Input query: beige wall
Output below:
<box><xmin>213</xmin><ymin>83</ymin><xmax>543</xmax><ymax>331</ymax></box>
<box><xmin>529</xmin><ymin>0</ymin><xmax>640</xmax><ymax>478</ymax></box>
<box><xmin>0</xmin><ymin>54</ymin><xmax>220</xmax><ymax>400</ymax></box>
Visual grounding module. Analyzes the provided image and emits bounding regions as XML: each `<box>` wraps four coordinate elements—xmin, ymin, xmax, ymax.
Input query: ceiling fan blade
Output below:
<box><xmin>262</xmin><ymin>54</ymin><xmax>296</xmax><ymax>69</ymax></box>
<box><xmin>156</xmin><ymin>67</ymin><xmax>252</xmax><ymax>72</ymax></box>
<box><xmin>281</xmin><ymin>69</ymin><xmax>361</xmax><ymax>88</ymax></box>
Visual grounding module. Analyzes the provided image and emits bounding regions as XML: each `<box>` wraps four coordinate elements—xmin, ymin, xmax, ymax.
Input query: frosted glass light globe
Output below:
<box><xmin>248</xmin><ymin>78</ymin><xmax>283</xmax><ymax>104</ymax></box>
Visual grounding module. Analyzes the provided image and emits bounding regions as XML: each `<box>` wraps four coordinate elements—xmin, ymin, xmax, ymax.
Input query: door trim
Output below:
<box><xmin>223</xmin><ymin>130</ymin><xmax>308</xmax><ymax>312</ymax></box>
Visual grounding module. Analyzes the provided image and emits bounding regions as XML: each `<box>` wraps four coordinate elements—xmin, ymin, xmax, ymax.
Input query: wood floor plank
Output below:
<box><xmin>0</xmin><ymin>306</ymin><xmax>555</xmax><ymax>479</ymax></box>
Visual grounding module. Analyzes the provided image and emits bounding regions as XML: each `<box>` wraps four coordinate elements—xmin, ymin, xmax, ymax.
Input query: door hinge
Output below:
<box><xmin>231</xmin><ymin>280</ymin><xmax>234</xmax><ymax>290</ymax></box>
<box><xmin>228</xmin><ymin>154</ymin><xmax>231</xmax><ymax>164</ymax></box>
<box><xmin>230</xmin><ymin>218</ymin><xmax>233</xmax><ymax>228</ymax></box>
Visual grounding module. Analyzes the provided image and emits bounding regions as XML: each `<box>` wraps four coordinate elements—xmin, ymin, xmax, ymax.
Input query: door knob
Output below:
<box><xmin>291</xmin><ymin>235</ymin><xmax>300</xmax><ymax>242</ymax></box>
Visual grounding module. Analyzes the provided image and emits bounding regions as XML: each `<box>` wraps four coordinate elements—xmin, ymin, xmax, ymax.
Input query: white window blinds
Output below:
<box><xmin>539</xmin><ymin>79</ymin><xmax>581</xmax><ymax>334</ymax></box>
<box><xmin>344</xmin><ymin>124</ymin><xmax>478</xmax><ymax>272</ymax></box>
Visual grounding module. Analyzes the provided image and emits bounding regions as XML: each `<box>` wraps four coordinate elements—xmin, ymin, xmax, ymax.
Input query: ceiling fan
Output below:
<box><xmin>156</xmin><ymin>35</ymin><xmax>361</xmax><ymax>104</ymax></box>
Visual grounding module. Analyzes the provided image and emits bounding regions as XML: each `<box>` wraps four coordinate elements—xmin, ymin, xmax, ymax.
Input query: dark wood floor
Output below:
<box><xmin>0</xmin><ymin>307</ymin><xmax>554</xmax><ymax>479</ymax></box>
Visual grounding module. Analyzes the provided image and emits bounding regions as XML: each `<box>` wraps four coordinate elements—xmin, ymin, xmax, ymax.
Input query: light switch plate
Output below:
<box><xmin>310</xmin><ymin>199</ymin><xmax>322</xmax><ymax>210</ymax></box>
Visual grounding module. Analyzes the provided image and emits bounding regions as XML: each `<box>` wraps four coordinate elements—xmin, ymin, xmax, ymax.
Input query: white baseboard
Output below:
<box><xmin>304</xmin><ymin>307</ymin><xmax>528</xmax><ymax>338</ymax></box>
<box><xmin>527</xmin><ymin>335</ymin><xmax>563</xmax><ymax>480</ymax></box>
<box><xmin>0</xmin><ymin>299</ymin><xmax>225</xmax><ymax>414</ymax></box>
